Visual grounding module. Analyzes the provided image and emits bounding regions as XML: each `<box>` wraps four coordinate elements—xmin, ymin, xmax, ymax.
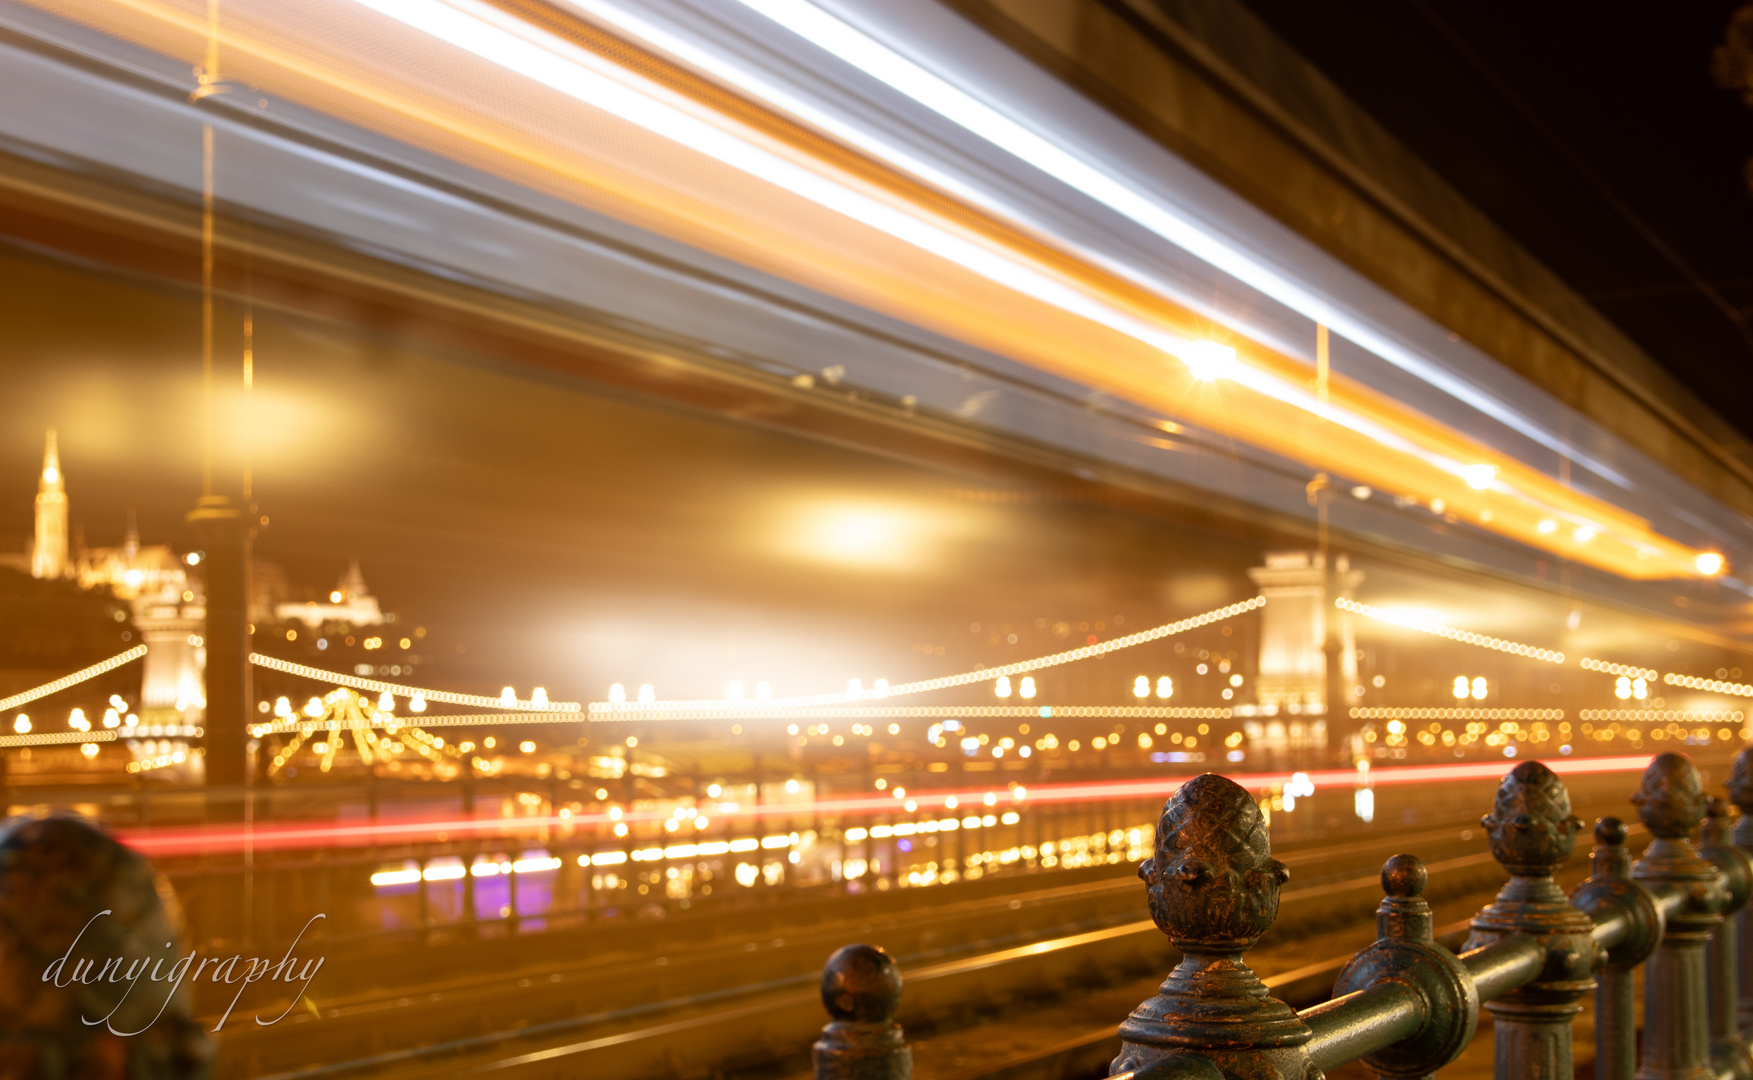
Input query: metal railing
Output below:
<box><xmin>801</xmin><ymin>748</ymin><xmax>1753</xmax><ymax>1080</ymax></box>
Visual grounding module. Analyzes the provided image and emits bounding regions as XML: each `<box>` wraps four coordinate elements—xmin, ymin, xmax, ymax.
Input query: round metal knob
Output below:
<box><xmin>1382</xmin><ymin>854</ymin><xmax>1427</xmax><ymax>899</ymax></box>
<box><xmin>820</xmin><ymin>943</ymin><xmax>902</xmax><ymax>1024</ymax></box>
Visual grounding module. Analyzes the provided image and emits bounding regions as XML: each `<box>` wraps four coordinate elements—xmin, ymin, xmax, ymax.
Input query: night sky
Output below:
<box><xmin>1238</xmin><ymin>0</ymin><xmax>1753</xmax><ymax>437</ymax></box>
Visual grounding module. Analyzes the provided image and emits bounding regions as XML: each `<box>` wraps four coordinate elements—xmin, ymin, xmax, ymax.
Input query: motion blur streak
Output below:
<box><xmin>23</xmin><ymin>0</ymin><xmax>1719</xmax><ymax>577</ymax></box>
<box><xmin>112</xmin><ymin>755</ymin><xmax>1652</xmax><ymax>857</ymax></box>
<box><xmin>722</xmin><ymin>0</ymin><xmax>1627</xmax><ymax>490</ymax></box>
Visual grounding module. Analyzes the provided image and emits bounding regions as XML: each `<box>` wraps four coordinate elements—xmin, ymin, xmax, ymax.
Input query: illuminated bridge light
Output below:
<box><xmin>1350</xmin><ymin>708</ymin><xmax>1564</xmax><ymax>721</ymax></box>
<box><xmin>250</xmin><ymin>654</ymin><xmax>582</xmax><ymax>712</ymax></box>
<box><xmin>1578</xmin><ymin>710</ymin><xmax>1745</xmax><ymax>723</ymax></box>
<box><xmin>1662</xmin><ymin>672</ymin><xmax>1753</xmax><ymax>697</ymax></box>
<box><xmin>588</xmin><ymin>598</ymin><xmax>1265</xmax><ymax>718</ymax></box>
<box><xmin>1335</xmin><ymin>598</ymin><xmax>1565</xmax><ymax>664</ymax></box>
<box><xmin>1580</xmin><ymin>658</ymin><xmax>1660</xmax><ymax>681</ymax></box>
<box><xmin>584</xmin><ymin>704</ymin><xmax>1234</xmax><ymax>723</ymax></box>
<box><xmin>0</xmin><ymin>729</ymin><xmax>121</xmax><ymax>749</ymax></box>
<box><xmin>0</xmin><ymin>645</ymin><xmax>146</xmax><ymax>714</ymax></box>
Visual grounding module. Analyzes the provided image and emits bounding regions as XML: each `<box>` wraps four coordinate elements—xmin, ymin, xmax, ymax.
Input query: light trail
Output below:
<box><xmin>250</xmin><ymin>654</ymin><xmax>580</xmax><ymax>712</ymax></box>
<box><xmin>53</xmin><ymin>0</ymin><xmax>1722</xmax><ymax>579</ymax></box>
<box><xmin>589</xmin><ymin>597</ymin><xmax>1264</xmax><ymax>717</ymax></box>
<box><xmin>0</xmin><ymin>645</ymin><xmax>146</xmax><ymax>713</ymax></box>
<box><xmin>112</xmin><ymin>754</ymin><xmax>1652</xmax><ymax>858</ymax></box>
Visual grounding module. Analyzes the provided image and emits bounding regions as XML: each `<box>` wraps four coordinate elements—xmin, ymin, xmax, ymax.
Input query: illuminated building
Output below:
<box><xmin>276</xmin><ymin>560</ymin><xmax>385</xmax><ymax>629</ymax></box>
<box><xmin>30</xmin><ymin>429</ymin><xmax>67</xmax><ymax>580</ymax></box>
<box><xmin>3</xmin><ymin>432</ymin><xmax>205</xmax><ymax>721</ymax></box>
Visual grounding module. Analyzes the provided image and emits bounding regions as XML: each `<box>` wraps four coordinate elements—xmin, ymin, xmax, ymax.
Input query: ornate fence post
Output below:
<box><xmin>1726</xmin><ymin>747</ymin><xmax>1753</xmax><ymax>1029</ymax></box>
<box><xmin>813</xmin><ymin>944</ymin><xmax>911</xmax><ymax>1080</ymax></box>
<box><xmin>1462</xmin><ymin>761</ymin><xmax>1594</xmax><ymax>1080</ymax></box>
<box><xmin>1113</xmin><ymin>774</ymin><xmax>1311</xmax><ymax>1080</ymax></box>
<box><xmin>1571</xmin><ymin>818</ymin><xmax>1662</xmax><ymax>1080</ymax></box>
<box><xmin>1330</xmin><ymin>854</ymin><xmax>1478</xmax><ymax>1080</ymax></box>
<box><xmin>1631</xmin><ymin>753</ymin><xmax>1728</xmax><ymax>1080</ymax></box>
<box><xmin>1699</xmin><ymin>796</ymin><xmax>1753</xmax><ymax>1050</ymax></box>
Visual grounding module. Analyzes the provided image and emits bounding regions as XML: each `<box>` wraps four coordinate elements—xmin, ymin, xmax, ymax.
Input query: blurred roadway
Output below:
<box><xmin>211</xmin><ymin>763</ymin><xmax>1661</xmax><ymax>1079</ymax></box>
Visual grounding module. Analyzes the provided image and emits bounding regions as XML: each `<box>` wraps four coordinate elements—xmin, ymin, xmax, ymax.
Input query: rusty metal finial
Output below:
<box><xmin>1590</xmin><ymin>817</ymin><xmax>1631</xmax><ymax>880</ymax></box>
<box><xmin>1376</xmin><ymin>853</ymin><xmax>1433</xmax><ymax>941</ymax></box>
<box><xmin>1731</xmin><ymin>749</ymin><xmax>1753</xmax><ymax>808</ymax></box>
<box><xmin>813</xmin><ymin>944</ymin><xmax>910</xmax><ymax>1080</ymax></box>
<box><xmin>1630</xmin><ymin>753</ymin><xmax>1729</xmax><ymax>1080</ymax></box>
<box><xmin>1471</xmin><ymin>764</ymin><xmax>1595</xmax><ymax>1080</ymax></box>
<box><xmin>1699</xmin><ymin>797</ymin><xmax>1753</xmax><ymax>1045</ymax></box>
<box><xmin>1725</xmin><ymin>753</ymin><xmax>1753</xmax><ymax>1031</ymax></box>
<box><xmin>1115</xmin><ymin>774</ymin><xmax>1309</xmax><ymax>1078</ymax></box>
<box><xmin>1633</xmin><ymin>752</ymin><xmax>1708</xmax><ymax>839</ymax></box>
<box><xmin>1572</xmin><ymin>817</ymin><xmax>1659</xmax><ymax>1080</ymax></box>
<box><xmin>1336</xmin><ymin>855</ymin><xmax>1477</xmax><ymax>1078</ymax></box>
<box><xmin>1139</xmin><ymin>772</ymin><xmax>1289</xmax><ymax>951</ymax></box>
<box><xmin>1729</xmin><ymin>748</ymin><xmax>1753</xmax><ymax>821</ymax></box>
<box><xmin>0</xmin><ymin>814</ymin><xmax>213</xmax><ymax>1078</ymax></box>
<box><xmin>1480</xmin><ymin>760</ymin><xmax>1583</xmax><ymax>876</ymax></box>
<box><xmin>1573</xmin><ymin>816</ymin><xmax>1660</xmax><ymax>968</ymax></box>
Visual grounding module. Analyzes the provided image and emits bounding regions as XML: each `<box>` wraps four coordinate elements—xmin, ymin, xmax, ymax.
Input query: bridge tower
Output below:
<box><xmin>1246</xmin><ymin>551</ymin><xmax>1363</xmax><ymax>740</ymax></box>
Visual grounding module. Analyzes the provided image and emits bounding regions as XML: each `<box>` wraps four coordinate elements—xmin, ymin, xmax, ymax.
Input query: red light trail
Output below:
<box><xmin>112</xmin><ymin>755</ymin><xmax>1653</xmax><ymax>858</ymax></box>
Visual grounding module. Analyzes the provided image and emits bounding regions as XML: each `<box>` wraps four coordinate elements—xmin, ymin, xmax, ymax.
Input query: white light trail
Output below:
<box><xmin>353</xmin><ymin>0</ymin><xmax>1222</xmax><ymax>367</ymax></box>
<box><xmin>726</xmin><ymin>0</ymin><xmax>1635</xmax><ymax>487</ymax></box>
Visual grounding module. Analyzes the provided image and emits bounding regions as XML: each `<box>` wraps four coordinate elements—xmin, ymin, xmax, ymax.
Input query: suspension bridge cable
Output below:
<box><xmin>591</xmin><ymin>597</ymin><xmax>1266</xmax><ymax>717</ymax></box>
<box><xmin>248</xmin><ymin>654</ymin><xmax>581</xmax><ymax>712</ymax></box>
<box><xmin>0</xmin><ymin>645</ymin><xmax>147</xmax><ymax>714</ymax></box>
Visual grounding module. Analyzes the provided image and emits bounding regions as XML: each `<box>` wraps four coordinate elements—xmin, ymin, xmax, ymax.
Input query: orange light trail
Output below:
<box><xmin>27</xmin><ymin>0</ymin><xmax>1724</xmax><ymax>580</ymax></box>
<box><xmin>113</xmin><ymin>755</ymin><xmax>1652</xmax><ymax>858</ymax></box>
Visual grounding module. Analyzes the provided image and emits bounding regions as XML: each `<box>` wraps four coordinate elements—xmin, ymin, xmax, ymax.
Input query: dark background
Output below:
<box><xmin>1236</xmin><ymin>0</ymin><xmax>1753</xmax><ymax>437</ymax></box>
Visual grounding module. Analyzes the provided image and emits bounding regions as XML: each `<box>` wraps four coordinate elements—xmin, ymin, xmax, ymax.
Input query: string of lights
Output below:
<box><xmin>589</xmin><ymin>597</ymin><xmax>1266</xmax><ymax>717</ymax></box>
<box><xmin>1661</xmin><ymin>672</ymin><xmax>1753</xmax><ymax>697</ymax></box>
<box><xmin>249</xmin><ymin>654</ymin><xmax>581</xmax><ymax>712</ymax></box>
<box><xmin>1349</xmin><ymin>707</ymin><xmax>1564</xmax><ymax>721</ymax></box>
<box><xmin>0</xmin><ymin>645</ymin><xmax>146</xmax><ymax>714</ymax></box>
<box><xmin>0</xmin><ymin>729</ymin><xmax>119</xmax><ymax>749</ymax></box>
<box><xmin>1580</xmin><ymin>658</ymin><xmax>1660</xmax><ymax>680</ymax></box>
<box><xmin>247</xmin><ymin>710</ymin><xmax>587</xmax><ymax>737</ymax></box>
<box><xmin>258</xmin><ymin>689</ymin><xmax>480</xmax><ymax>776</ymax></box>
<box><xmin>1335</xmin><ymin>599</ymin><xmax>1565</xmax><ymax>663</ymax></box>
<box><xmin>589</xmin><ymin>704</ymin><xmax>1234</xmax><ymax>723</ymax></box>
<box><xmin>1578</xmin><ymin>709</ymin><xmax>1745</xmax><ymax>723</ymax></box>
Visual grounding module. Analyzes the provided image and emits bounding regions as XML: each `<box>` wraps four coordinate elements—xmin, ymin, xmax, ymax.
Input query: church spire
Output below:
<box><xmin>31</xmin><ymin>429</ymin><xmax>68</xmax><ymax>579</ymax></box>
